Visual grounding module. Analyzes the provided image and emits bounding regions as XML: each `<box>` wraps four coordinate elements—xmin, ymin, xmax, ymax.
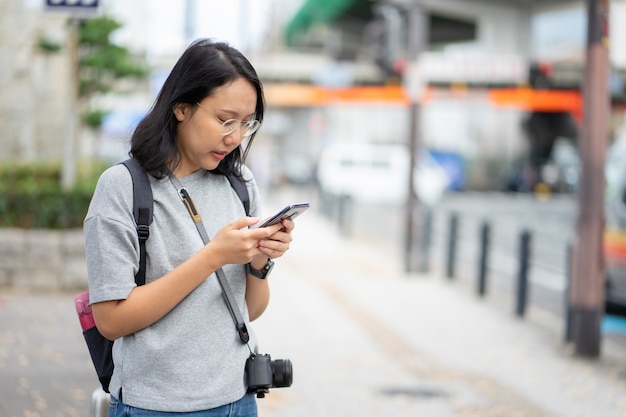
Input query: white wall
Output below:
<box><xmin>610</xmin><ymin>0</ymin><xmax>626</xmax><ymax>69</ymax></box>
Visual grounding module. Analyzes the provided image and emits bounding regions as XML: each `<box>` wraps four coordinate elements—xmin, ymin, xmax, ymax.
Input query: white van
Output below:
<box><xmin>316</xmin><ymin>142</ymin><xmax>449</xmax><ymax>205</ymax></box>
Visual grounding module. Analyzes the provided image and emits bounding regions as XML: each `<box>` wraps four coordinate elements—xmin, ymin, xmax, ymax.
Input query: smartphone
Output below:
<box><xmin>251</xmin><ymin>202</ymin><xmax>310</xmax><ymax>228</ymax></box>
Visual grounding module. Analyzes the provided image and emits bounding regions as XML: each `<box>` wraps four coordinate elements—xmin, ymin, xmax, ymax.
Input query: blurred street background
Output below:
<box><xmin>2</xmin><ymin>0</ymin><xmax>626</xmax><ymax>416</ymax></box>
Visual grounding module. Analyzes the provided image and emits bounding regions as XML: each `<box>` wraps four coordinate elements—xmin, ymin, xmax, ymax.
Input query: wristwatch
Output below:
<box><xmin>246</xmin><ymin>259</ymin><xmax>275</xmax><ymax>279</ymax></box>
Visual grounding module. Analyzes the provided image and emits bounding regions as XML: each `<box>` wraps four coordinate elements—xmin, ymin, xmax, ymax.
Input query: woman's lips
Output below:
<box><xmin>212</xmin><ymin>151</ymin><xmax>226</xmax><ymax>161</ymax></box>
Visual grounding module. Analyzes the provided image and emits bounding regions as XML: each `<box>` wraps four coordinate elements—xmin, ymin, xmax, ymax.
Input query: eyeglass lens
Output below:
<box><xmin>220</xmin><ymin>119</ymin><xmax>260</xmax><ymax>137</ymax></box>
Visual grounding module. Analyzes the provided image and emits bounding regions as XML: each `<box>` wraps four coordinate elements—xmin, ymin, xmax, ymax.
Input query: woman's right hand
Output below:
<box><xmin>204</xmin><ymin>217</ymin><xmax>282</xmax><ymax>267</ymax></box>
<box><xmin>93</xmin><ymin>217</ymin><xmax>281</xmax><ymax>340</ymax></box>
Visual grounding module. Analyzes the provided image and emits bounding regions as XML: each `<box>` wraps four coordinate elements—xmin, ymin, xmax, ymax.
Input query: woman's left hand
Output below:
<box><xmin>257</xmin><ymin>219</ymin><xmax>294</xmax><ymax>259</ymax></box>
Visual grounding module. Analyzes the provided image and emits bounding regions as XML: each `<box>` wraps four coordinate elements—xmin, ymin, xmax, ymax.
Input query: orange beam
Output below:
<box><xmin>263</xmin><ymin>84</ymin><xmax>584</xmax><ymax>118</ymax></box>
<box><xmin>263</xmin><ymin>84</ymin><xmax>326</xmax><ymax>106</ymax></box>
<box><xmin>323</xmin><ymin>86</ymin><xmax>410</xmax><ymax>105</ymax></box>
<box><xmin>263</xmin><ymin>84</ymin><xmax>410</xmax><ymax>106</ymax></box>
<box><xmin>489</xmin><ymin>87</ymin><xmax>583</xmax><ymax>118</ymax></box>
<box><xmin>604</xmin><ymin>229</ymin><xmax>626</xmax><ymax>263</ymax></box>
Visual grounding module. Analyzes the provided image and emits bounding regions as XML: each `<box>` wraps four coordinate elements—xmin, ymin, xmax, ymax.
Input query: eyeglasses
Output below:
<box><xmin>196</xmin><ymin>102</ymin><xmax>261</xmax><ymax>138</ymax></box>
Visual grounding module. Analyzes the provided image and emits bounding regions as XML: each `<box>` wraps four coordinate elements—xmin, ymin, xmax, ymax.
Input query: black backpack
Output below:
<box><xmin>74</xmin><ymin>158</ymin><xmax>250</xmax><ymax>393</ymax></box>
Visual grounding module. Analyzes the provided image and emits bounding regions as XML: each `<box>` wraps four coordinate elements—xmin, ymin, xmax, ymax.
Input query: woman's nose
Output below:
<box><xmin>222</xmin><ymin>128</ymin><xmax>243</xmax><ymax>145</ymax></box>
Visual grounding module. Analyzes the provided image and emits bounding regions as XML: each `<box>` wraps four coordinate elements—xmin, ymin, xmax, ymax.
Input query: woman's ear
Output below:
<box><xmin>173</xmin><ymin>103</ymin><xmax>189</xmax><ymax>122</ymax></box>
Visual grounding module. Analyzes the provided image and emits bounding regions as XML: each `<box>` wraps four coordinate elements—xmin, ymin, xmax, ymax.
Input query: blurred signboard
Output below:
<box><xmin>44</xmin><ymin>0</ymin><xmax>99</xmax><ymax>11</ymax></box>
<box><xmin>417</xmin><ymin>52</ymin><xmax>526</xmax><ymax>84</ymax></box>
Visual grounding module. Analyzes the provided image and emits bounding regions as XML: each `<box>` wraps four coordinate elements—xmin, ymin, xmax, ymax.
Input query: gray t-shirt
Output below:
<box><xmin>84</xmin><ymin>164</ymin><xmax>262</xmax><ymax>412</ymax></box>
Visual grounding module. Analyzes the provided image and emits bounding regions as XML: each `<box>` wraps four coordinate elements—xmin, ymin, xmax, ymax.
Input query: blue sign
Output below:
<box><xmin>428</xmin><ymin>150</ymin><xmax>466</xmax><ymax>190</ymax></box>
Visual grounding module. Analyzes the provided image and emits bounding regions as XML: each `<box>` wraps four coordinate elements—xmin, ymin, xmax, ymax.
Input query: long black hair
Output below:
<box><xmin>130</xmin><ymin>39</ymin><xmax>265</xmax><ymax>179</ymax></box>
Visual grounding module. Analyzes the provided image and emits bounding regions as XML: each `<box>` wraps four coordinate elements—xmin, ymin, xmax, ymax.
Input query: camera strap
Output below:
<box><xmin>168</xmin><ymin>175</ymin><xmax>251</xmax><ymax>346</ymax></box>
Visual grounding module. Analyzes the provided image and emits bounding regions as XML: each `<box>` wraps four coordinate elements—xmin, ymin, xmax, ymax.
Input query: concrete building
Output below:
<box><xmin>0</xmin><ymin>0</ymin><xmax>72</xmax><ymax>161</ymax></box>
<box><xmin>258</xmin><ymin>0</ymin><xmax>626</xmax><ymax>190</ymax></box>
<box><xmin>2</xmin><ymin>0</ymin><xmax>625</xmax><ymax>191</ymax></box>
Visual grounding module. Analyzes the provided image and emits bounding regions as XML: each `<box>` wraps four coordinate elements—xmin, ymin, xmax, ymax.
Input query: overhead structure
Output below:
<box><xmin>285</xmin><ymin>0</ymin><xmax>580</xmax><ymax>58</ymax></box>
<box><xmin>285</xmin><ymin>0</ymin><xmax>360</xmax><ymax>46</ymax></box>
<box><xmin>284</xmin><ymin>0</ymin><xmax>609</xmax><ymax>359</ymax></box>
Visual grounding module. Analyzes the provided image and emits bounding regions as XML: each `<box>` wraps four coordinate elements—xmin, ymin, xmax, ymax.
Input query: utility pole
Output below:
<box><xmin>569</xmin><ymin>0</ymin><xmax>610</xmax><ymax>357</ymax></box>
<box><xmin>46</xmin><ymin>1</ymin><xmax>101</xmax><ymax>190</ymax></box>
<box><xmin>61</xmin><ymin>17</ymin><xmax>79</xmax><ymax>191</ymax></box>
<box><xmin>239</xmin><ymin>0</ymin><xmax>249</xmax><ymax>53</ymax></box>
<box><xmin>184</xmin><ymin>0</ymin><xmax>197</xmax><ymax>45</ymax></box>
<box><xmin>404</xmin><ymin>1</ymin><xmax>428</xmax><ymax>272</ymax></box>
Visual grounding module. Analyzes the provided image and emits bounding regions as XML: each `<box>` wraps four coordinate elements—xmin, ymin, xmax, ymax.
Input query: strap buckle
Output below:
<box><xmin>237</xmin><ymin>323</ymin><xmax>250</xmax><ymax>344</ymax></box>
<box><xmin>137</xmin><ymin>224</ymin><xmax>150</xmax><ymax>241</ymax></box>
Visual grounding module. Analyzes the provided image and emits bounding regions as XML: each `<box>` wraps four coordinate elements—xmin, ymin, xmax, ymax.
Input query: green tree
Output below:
<box><xmin>77</xmin><ymin>15</ymin><xmax>148</xmax><ymax>129</ymax></box>
<box><xmin>61</xmin><ymin>15</ymin><xmax>148</xmax><ymax>190</ymax></box>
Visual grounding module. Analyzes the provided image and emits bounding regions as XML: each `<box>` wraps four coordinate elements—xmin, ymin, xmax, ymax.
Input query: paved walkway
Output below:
<box><xmin>255</xmin><ymin>197</ymin><xmax>626</xmax><ymax>417</ymax></box>
<box><xmin>1</xmin><ymin>192</ymin><xmax>626</xmax><ymax>417</ymax></box>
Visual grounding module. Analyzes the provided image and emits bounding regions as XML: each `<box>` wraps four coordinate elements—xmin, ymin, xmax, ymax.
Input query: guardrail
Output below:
<box><xmin>319</xmin><ymin>191</ymin><xmax>573</xmax><ymax>328</ymax></box>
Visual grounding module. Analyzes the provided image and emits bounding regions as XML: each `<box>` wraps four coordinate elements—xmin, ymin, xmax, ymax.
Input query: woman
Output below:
<box><xmin>84</xmin><ymin>39</ymin><xmax>294</xmax><ymax>416</ymax></box>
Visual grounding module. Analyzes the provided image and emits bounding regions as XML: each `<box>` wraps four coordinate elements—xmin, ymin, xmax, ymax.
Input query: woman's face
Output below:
<box><xmin>172</xmin><ymin>77</ymin><xmax>258</xmax><ymax>177</ymax></box>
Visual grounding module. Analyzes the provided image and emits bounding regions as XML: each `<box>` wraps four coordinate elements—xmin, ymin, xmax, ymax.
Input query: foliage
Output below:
<box><xmin>0</xmin><ymin>162</ymin><xmax>109</xmax><ymax>229</ymax></box>
<box><xmin>36</xmin><ymin>36</ymin><xmax>62</xmax><ymax>53</ymax></box>
<box><xmin>77</xmin><ymin>15</ymin><xmax>148</xmax><ymax>127</ymax></box>
<box><xmin>82</xmin><ymin>109</ymin><xmax>110</xmax><ymax>130</ymax></box>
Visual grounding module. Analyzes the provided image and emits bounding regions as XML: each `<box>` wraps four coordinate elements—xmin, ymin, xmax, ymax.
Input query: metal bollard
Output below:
<box><xmin>337</xmin><ymin>194</ymin><xmax>352</xmax><ymax>237</ymax></box>
<box><xmin>90</xmin><ymin>387</ymin><xmax>110</xmax><ymax>417</ymax></box>
<box><xmin>446</xmin><ymin>213</ymin><xmax>458</xmax><ymax>279</ymax></box>
<box><xmin>564</xmin><ymin>240</ymin><xmax>573</xmax><ymax>342</ymax></box>
<box><xmin>319</xmin><ymin>191</ymin><xmax>331</xmax><ymax>218</ymax></box>
<box><xmin>419</xmin><ymin>207</ymin><xmax>432</xmax><ymax>272</ymax></box>
<box><xmin>516</xmin><ymin>229</ymin><xmax>532</xmax><ymax>317</ymax></box>
<box><xmin>477</xmin><ymin>221</ymin><xmax>490</xmax><ymax>296</ymax></box>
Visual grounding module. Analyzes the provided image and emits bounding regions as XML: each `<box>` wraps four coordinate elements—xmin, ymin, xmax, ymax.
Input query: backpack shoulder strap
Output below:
<box><xmin>117</xmin><ymin>161</ymin><xmax>247</xmax><ymax>286</ymax></box>
<box><xmin>226</xmin><ymin>174</ymin><xmax>250</xmax><ymax>216</ymax></box>
<box><xmin>120</xmin><ymin>158</ymin><xmax>153</xmax><ymax>286</ymax></box>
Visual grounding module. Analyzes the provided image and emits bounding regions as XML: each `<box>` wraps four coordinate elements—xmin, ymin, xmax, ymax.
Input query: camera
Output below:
<box><xmin>245</xmin><ymin>353</ymin><xmax>293</xmax><ymax>398</ymax></box>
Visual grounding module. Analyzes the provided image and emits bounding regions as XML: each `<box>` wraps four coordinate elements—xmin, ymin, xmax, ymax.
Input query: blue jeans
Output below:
<box><xmin>108</xmin><ymin>393</ymin><xmax>258</xmax><ymax>417</ymax></box>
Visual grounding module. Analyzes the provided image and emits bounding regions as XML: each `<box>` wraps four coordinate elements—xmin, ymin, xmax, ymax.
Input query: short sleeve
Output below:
<box><xmin>84</xmin><ymin>165</ymin><xmax>141</xmax><ymax>304</ymax></box>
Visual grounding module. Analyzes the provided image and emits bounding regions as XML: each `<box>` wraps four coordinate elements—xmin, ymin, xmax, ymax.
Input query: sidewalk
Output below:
<box><xmin>254</xmin><ymin>193</ymin><xmax>626</xmax><ymax>417</ymax></box>
<box><xmin>1</xmin><ymin>196</ymin><xmax>625</xmax><ymax>417</ymax></box>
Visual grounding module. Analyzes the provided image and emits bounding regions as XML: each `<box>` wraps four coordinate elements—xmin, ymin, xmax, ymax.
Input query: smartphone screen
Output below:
<box><xmin>252</xmin><ymin>202</ymin><xmax>310</xmax><ymax>228</ymax></box>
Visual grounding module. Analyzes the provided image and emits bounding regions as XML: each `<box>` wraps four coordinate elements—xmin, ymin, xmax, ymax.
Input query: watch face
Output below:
<box><xmin>249</xmin><ymin>260</ymin><xmax>274</xmax><ymax>279</ymax></box>
<box><xmin>259</xmin><ymin>260</ymin><xmax>274</xmax><ymax>279</ymax></box>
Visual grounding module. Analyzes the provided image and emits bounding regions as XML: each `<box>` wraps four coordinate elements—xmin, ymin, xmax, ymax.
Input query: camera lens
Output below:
<box><xmin>270</xmin><ymin>359</ymin><xmax>293</xmax><ymax>388</ymax></box>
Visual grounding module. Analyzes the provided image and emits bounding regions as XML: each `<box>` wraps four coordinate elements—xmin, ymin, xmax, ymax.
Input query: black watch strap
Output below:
<box><xmin>247</xmin><ymin>259</ymin><xmax>274</xmax><ymax>279</ymax></box>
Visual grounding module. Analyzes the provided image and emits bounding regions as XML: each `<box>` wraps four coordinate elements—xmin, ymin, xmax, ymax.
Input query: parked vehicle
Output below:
<box><xmin>605</xmin><ymin>132</ymin><xmax>626</xmax><ymax>309</ymax></box>
<box><xmin>316</xmin><ymin>142</ymin><xmax>449</xmax><ymax>205</ymax></box>
<box><xmin>317</xmin><ymin>142</ymin><xmax>410</xmax><ymax>204</ymax></box>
